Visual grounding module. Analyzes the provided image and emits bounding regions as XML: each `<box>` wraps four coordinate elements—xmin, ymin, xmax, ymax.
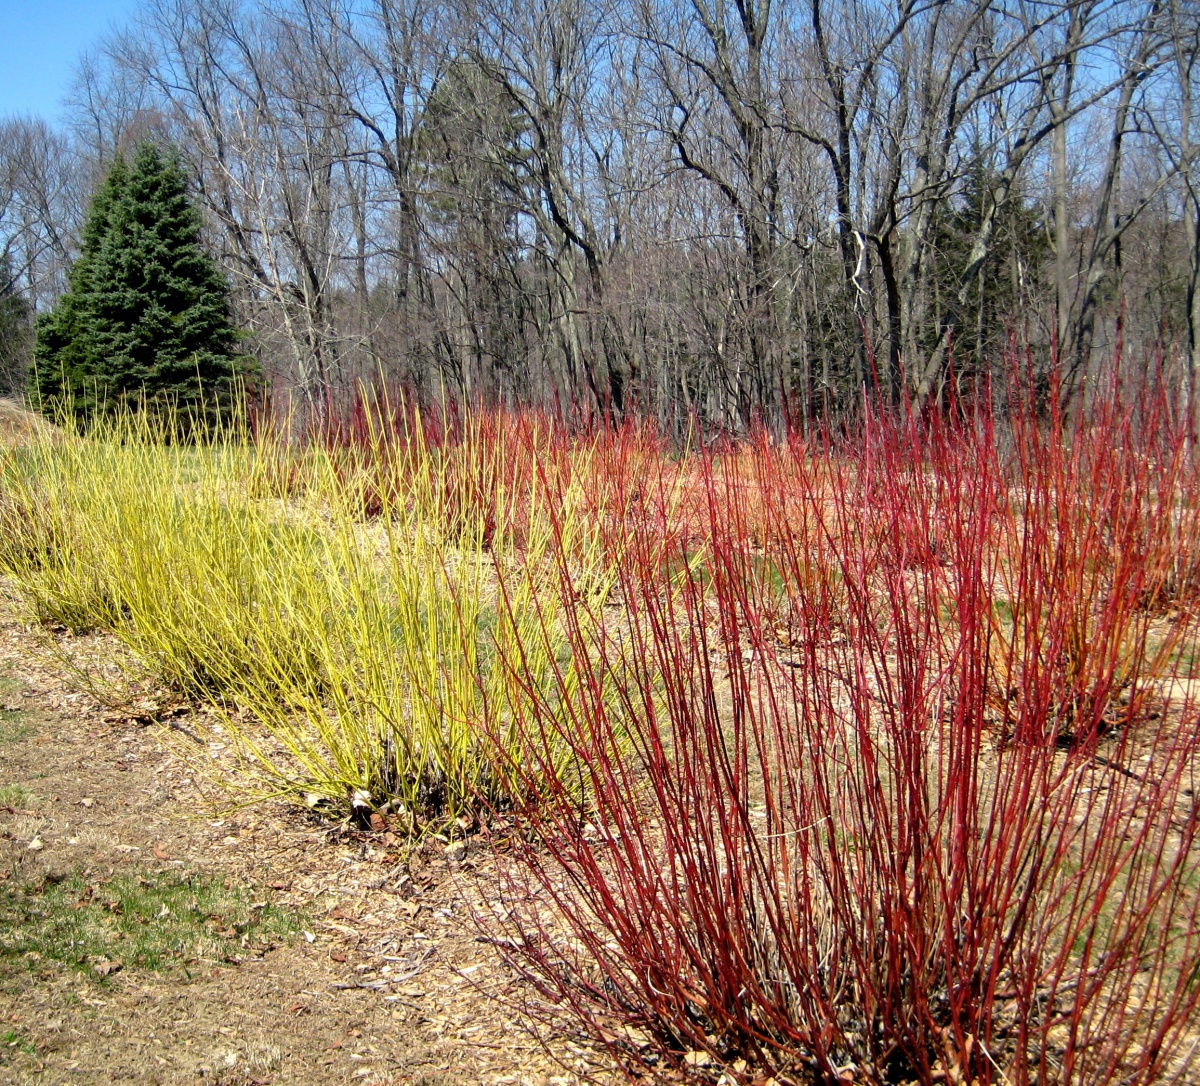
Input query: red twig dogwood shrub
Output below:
<box><xmin>483</xmin><ymin>377</ymin><xmax>1200</xmax><ymax>1085</ymax></box>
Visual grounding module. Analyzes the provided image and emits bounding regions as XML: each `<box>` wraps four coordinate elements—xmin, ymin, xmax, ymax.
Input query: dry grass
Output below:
<box><xmin>0</xmin><ymin>398</ymin><xmax>54</xmax><ymax>447</ymax></box>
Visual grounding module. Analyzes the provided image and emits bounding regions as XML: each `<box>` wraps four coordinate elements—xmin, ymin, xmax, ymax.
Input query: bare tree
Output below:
<box><xmin>1148</xmin><ymin>0</ymin><xmax>1200</xmax><ymax>420</ymax></box>
<box><xmin>0</xmin><ymin>119</ymin><xmax>80</xmax><ymax>309</ymax></box>
<box><xmin>11</xmin><ymin>0</ymin><xmax>1190</xmax><ymax>425</ymax></box>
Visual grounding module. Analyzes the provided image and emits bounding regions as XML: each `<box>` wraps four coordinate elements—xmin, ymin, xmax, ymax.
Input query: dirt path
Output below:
<box><xmin>0</xmin><ymin>593</ymin><xmax>597</xmax><ymax>1086</ymax></box>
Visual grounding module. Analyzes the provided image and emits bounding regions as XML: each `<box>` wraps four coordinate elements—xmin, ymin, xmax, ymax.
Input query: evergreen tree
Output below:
<box><xmin>925</xmin><ymin>157</ymin><xmax>1050</xmax><ymax>384</ymax></box>
<box><xmin>33</xmin><ymin>143</ymin><xmax>249</xmax><ymax>421</ymax></box>
<box><xmin>33</xmin><ymin>155</ymin><xmax>126</xmax><ymax>413</ymax></box>
<box><xmin>420</xmin><ymin>58</ymin><xmax>535</xmax><ymax>395</ymax></box>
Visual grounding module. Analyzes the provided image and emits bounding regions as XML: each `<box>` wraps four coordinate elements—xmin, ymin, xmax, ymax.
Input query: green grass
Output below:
<box><xmin>1170</xmin><ymin>642</ymin><xmax>1199</xmax><ymax>678</ymax></box>
<box><xmin>0</xmin><ymin>711</ymin><xmax>32</xmax><ymax>744</ymax></box>
<box><xmin>0</xmin><ymin>676</ymin><xmax>32</xmax><ymax>744</ymax></box>
<box><xmin>0</xmin><ymin>784</ymin><xmax>36</xmax><ymax>808</ymax></box>
<box><xmin>0</xmin><ymin>869</ymin><xmax>299</xmax><ymax>983</ymax></box>
<box><xmin>1</xmin><ymin>1029</ymin><xmax>36</xmax><ymax>1056</ymax></box>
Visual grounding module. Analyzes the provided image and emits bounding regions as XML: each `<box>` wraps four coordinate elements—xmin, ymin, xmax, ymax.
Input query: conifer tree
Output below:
<box><xmin>33</xmin><ymin>155</ymin><xmax>126</xmax><ymax>414</ymax></box>
<box><xmin>33</xmin><ymin>143</ymin><xmax>248</xmax><ymax>421</ymax></box>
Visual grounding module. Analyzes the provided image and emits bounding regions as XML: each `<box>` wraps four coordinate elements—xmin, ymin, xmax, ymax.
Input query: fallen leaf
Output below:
<box><xmin>152</xmin><ymin>846</ymin><xmax>171</xmax><ymax>861</ymax></box>
<box><xmin>620</xmin><ymin>1026</ymin><xmax>651</xmax><ymax>1049</ymax></box>
<box><xmin>27</xmin><ymin>838</ymin><xmax>43</xmax><ymax>852</ymax></box>
<box><xmin>93</xmin><ymin>960</ymin><xmax>122</xmax><ymax>978</ymax></box>
<box><xmin>330</xmin><ymin>951</ymin><xmax>348</xmax><ymax>963</ymax></box>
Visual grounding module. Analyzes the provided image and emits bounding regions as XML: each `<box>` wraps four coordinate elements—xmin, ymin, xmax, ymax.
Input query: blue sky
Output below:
<box><xmin>0</xmin><ymin>0</ymin><xmax>140</xmax><ymax>122</ymax></box>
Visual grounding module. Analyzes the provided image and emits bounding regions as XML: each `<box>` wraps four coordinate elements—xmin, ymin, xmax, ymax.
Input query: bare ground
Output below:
<box><xmin>0</xmin><ymin>590</ymin><xmax>607</xmax><ymax>1086</ymax></box>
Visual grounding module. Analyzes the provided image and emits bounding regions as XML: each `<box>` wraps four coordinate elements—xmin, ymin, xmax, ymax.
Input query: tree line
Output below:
<box><xmin>1</xmin><ymin>0</ymin><xmax>1198</xmax><ymax>430</ymax></box>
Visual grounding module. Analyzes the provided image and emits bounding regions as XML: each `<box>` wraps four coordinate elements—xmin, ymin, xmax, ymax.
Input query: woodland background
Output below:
<box><xmin>0</xmin><ymin>0</ymin><xmax>1198</xmax><ymax>429</ymax></box>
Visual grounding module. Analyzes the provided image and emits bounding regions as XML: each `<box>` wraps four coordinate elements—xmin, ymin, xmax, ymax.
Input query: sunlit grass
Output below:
<box><xmin>0</xmin><ymin>869</ymin><xmax>297</xmax><ymax>983</ymax></box>
<box><xmin>0</xmin><ymin>400</ymin><xmax>614</xmax><ymax>829</ymax></box>
<box><xmin>0</xmin><ymin>783</ymin><xmax>36</xmax><ymax>808</ymax></box>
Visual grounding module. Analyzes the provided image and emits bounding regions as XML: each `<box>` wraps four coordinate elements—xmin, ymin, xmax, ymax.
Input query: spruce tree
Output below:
<box><xmin>34</xmin><ymin>143</ymin><xmax>248</xmax><ymax>422</ymax></box>
<box><xmin>33</xmin><ymin>155</ymin><xmax>126</xmax><ymax>414</ymax></box>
